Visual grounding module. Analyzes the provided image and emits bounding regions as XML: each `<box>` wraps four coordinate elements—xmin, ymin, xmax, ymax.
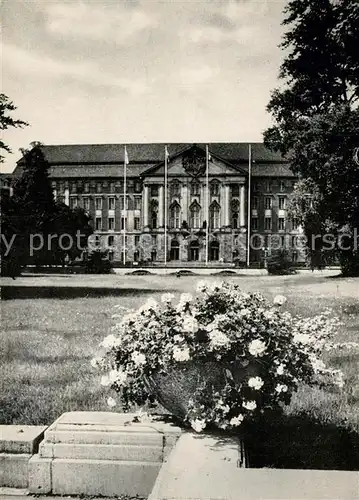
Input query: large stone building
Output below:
<box><xmin>13</xmin><ymin>143</ymin><xmax>305</xmax><ymax>267</ymax></box>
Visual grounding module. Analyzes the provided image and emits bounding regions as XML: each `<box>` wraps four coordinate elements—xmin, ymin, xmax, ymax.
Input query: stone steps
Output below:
<box><xmin>28</xmin><ymin>411</ymin><xmax>182</xmax><ymax>497</ymax></box>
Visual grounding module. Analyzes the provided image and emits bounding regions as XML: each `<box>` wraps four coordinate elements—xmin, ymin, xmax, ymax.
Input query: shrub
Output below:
<box><xmin>93</xmin><ymin>281</ymin><xmax>345</xmax><ymax>433</ymax></box>
<box><xmin>267</xmin><ymin>249</ymin><xmax>296</xmax><ymax>275</ymax></box>
<box><xmin>84</xmin><ymin>249</ymin><xmax>112</xmax><ymax>274</ymax></box>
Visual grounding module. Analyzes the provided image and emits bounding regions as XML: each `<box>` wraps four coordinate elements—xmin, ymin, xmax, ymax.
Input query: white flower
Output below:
<box><xmin>242</xmin><ymin>400</ymin><xmax>257</xmax><ymax>411</ymax></box>
<box><xmin>107</xmin><ymin>396</ymin><xmax>116</xmax><ymax>408</ymax></box>
<box><xmin>276</xmin><ymin>364</ymin><xmax>285</xmax><ymax>376</ymax></box>
<box><xmin>100</xmin><ymin>375</ymin><xmax>110</xmax><ymax>386</ymax></box>
<box><xmin>173</xmin><ymin>334</ymin><xmax>184</xmax><ymax>343</ymax></box>
<box><xmin>239</xmin><ymin>308</ymin><xmax>251</xmax><ymax>317</ymax></box>
<box><xmin>109</xmin><ymin>369</ymin><xmax>127</xmax><ymax>386</ymax></box>
<box><xmin>131</xmin><ymin>351</ymin><xmax>146</xmax><ymax>367</ymax></box>
<box><xmin>101</xmin><ymin>334</ymin><xmax>120</xmax><ymax>350</ymax></box>
<box><xmin>209</xmin><ymin>329</ymin><xmax>231</xmax><ymax>348</ymax></box>
<box><xmin>161</xmin><ymin>293</ymin><xmax>175</xmax><ymax>303</ymax></box>
<box><xmin>182</xmin><ymin>315</ymin><xmax>199</xmax><ymax>333</ymax></box>
<box><xmin>275</xmin><ymin>384</ymin><xmax>288</xmax><ymax>393</ymax></box>
<box><xmin>191</xmin><ymin>419</ymin><xmax>206</xmax><ymax>433</ymax></box>
<box><xmin>248</xmin><ymin>339</ymin><xmax>266</xmax><ymax>357</ymax></box>
<box><xmin>273</xmin><ymin>295</ymin><xmax>287</xmax><ymax>306</ymax></box>
<box><xmin>179</xmin><ymin>292</ymin><xmax>193</xmax><ymax>304</ymax></box>
<box><xmin>138</xmin><ymin>298</ymin><xmax>158</xmax><ymax>314</ymax></box>
<box><xmin>90</xmin><ymin>356</ymin><xmax>102</xmax><ymax>368</ymax></box>
<box><xmin>230</xmin><ymin>414</ymin><xmax>244</xmax><ymax>426</ymax></box>
<box><xmin>248</xmin><ymin>376</ymin><xmax>264</xmax><ymax>390</ymax></box>
<box><xmin>173</xmin><ymin>346</ymin><xmax>191</xmax><ymax>362</ymax></box>
<box><xmin>293</xmin><ymin>333</ymin><xmax>312</xmax><ymax>345</ymax></box>
<box><xmin>196</xmin><ymin>280</ymin><xmax>208</xmax><ymax>292</ymax></box>
<box><xmin>310</xmin><ymin>357</ymin><xmax>326</xmax><ymax>373</ymax></box>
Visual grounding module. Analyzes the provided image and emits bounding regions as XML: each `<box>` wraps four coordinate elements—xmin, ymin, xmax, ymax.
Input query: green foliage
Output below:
<box><xmin>0</xmin><ymin>94</ymin><xmax>28</xmax><ymax>162</ymax></box>
<box><xmin>264</xmin><ymin>0</ymin><xmax>359</xmax><ymax>275</ymax></box>
<box><xmin>267</xmin><ymin>249</ymin><xmax>296</xmax><ymax>275</ymax></box>
<box><xmin>85</xmin><ymin>249</ymin><xmax>113</xmax><ymax>274</ymax></box>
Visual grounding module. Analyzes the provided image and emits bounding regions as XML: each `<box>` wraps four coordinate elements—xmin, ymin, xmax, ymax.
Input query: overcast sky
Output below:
<box><xmin>1</xmin><ymin>0</ymin><xmax>287</xmax><ymax>172</ymax></box>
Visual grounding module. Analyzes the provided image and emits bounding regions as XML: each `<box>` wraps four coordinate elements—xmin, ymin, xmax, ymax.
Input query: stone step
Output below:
<box><xmin>0</xmin><ymin>425</ymin><xmax>47</xmax><ymax>454</ymax></box>
<box><xmin>0</xmin><ymin>453</ymin><xmax>31</xmax><ymax>488</ymax></box>
<box><xmin>29</xmin><ymin>455</ymin><xmax>162</xmax><ymax>497</ymax></box>
<box><xmin>39</xmin><ymin>442</ymin><xmax>164</xmax><ymax>462</ymax></box>
<box><xmin>44</xmin><ymin>429</ymin><xmax>165</xmax><ymax>446</ymax></box>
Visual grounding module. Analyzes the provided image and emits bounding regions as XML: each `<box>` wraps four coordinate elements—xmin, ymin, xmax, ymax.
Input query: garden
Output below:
<box><xmin>1</xmin><ymin>271</ymin><xmax>358</xmax><ymax>470</ymax></box>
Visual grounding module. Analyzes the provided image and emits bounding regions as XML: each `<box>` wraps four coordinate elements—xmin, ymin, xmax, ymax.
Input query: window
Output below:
<box><xmin>83</xmin><ymin>197</ymin><xmax>90</xmax><ymax>210</ymax></box>
<box><xmin>151</xmin><ymin>250</ymin><xmax>157</xmax><ymax>261</ymax></box>
<box><xmin>94</xmin><ymin>235</ymin><xmax>101</xmax><ymax>246</ymax></box>
<box><xmin>108</xmin><ymin>197</ymin><xmax>115</xmax><ymax>210</ymax></box>
<box><xmin>71</xmin><ymin>182</ymin><xmax>77</xmax><ymax>194</ymax></box>
<box><xmin>291</xmin><ymin>180</ymin><xmax>297</xmax><ymax>190</ymax></box>
<box><xmin>265</xmin><ymin>196</ymin><xmax>272</xmax><ymax>210</ymax></box>
<box><xmin>151</xmin><ymin>212</ymin><xmax>157</xmax><ymax>229</ymax></box>
<box><xmin>252</xmin><ymin>196</ymin><xmax>259</xmax><ymax>209</ymax></box>
<box><xmin>264</xmin><ymin>217</ymin><xmax>272</xmax><ymax>231</ymax></box>
<box><xmin>95</xmin><ymin>217</ymin><xmax>102</xmax><ymax>231</ymax></box>
<box><xmin>292</xmin><ymin>218</ymin><xmax>299</xmax><ymax>230</ymax></box>
<box><xmin>152</xmin><ymin>235</ymin><xmax>157</xmax><ymax>247</ymax></box>
<box><xmin>278</xmin><ymin>217</ymin><xmax>285</xmax><ymax>231</ymax></box>
<box><xmin>170</xmin><ymin>204</ymin><xmax>181</xmax><ymax>229</ymax></box>
<box><xmin>121</xmin><ymin>217</ymin><xmax>127</xmax><ymax>230</ymax></box>
<box><xmin>109</xmin><ymin>182</ymin><xmax>115</xmax><ymax>193</ymax></box>
<box><xmin>280</xmin><ymin>180</ymin><xmax>286</xmax><ymax>192</ymax></box>
<box><xmin>134</xmin><ymin>197</ymin><xmax>142</xmax><ymax>210</ymax></box>
<box><xmin>133</xmin><ymin>250</ymin><xmax>139</xmax><ymax>262</ymax></box>
<box><xmin>151</xmin><ymin>185</ymin><xmax>158</xmax><ymax>197</ymax></box>
<box><xmin>190</xmin><ymin>203</ymin><xmax>201</xmax><ymax>229</ymax></box>
<box><xmin>232</xmin><ymin>184</ymin><xmax>240</xmax><ymax>197</ymax></box>
<box><xmin>210</xmin><ymin>204</ymin><xmax>220</xmax><ymax>229</ymax></box>
<box><xmin>120</xmin><ymin>196</ymin><xmax>129</xmax><ymax>210</ymax></box>
<box><xmin>70</xmin><ymin>198</ymin><xmax>78</xmax><ymax>209</ymax></box>
<box><xmin>108</xmin><ymin>251</ymin><xmax>114</xmax><ymax>262</ymax></box>
<box><xmin>130</xmin><ymin>217</ymin><xmax>138</xmax><ymax>230</ymax></box>
<box><xmin>84</xmin><ymin>182</ymin><xmax>90</xmax><ymax>193</ymax></box>
<box><xmin>278</xmin><ymin>196</ymin><xmax>286</xmax><ymax>210</ymax></box>
<box><xmin>209</xmin><ymin>241</ymin><xmax>220</xmax><ymax>261</ymax></box>
<box><xmin>252</xmin><ymin>218</ymin><xmax>258</xmax><ymax>231</ymax></box>
<box><xmin>191</xmin><ymin>182</ymin><xmax>200</xmax><ymax>196</ymax></box>
<box><xmin>265</xmin><ymin>180</ymin><xmax>271</xmax><ymax>192</ymax></box>
<box><xmin>252</xmin><ymin>181</ymin><xmax>259</xmax><ymax>192</ymax></box>
<box><xmin>232</xmin><ymin>212</ymin><xmax>239</xmax><ymax>229</ymax></box>
<box><xmin>51</xmin><ymin>181</ymin><xmax>57</xmax><ymax>190</ymax></box>
<box><xmin>108</xmin><ymin>235</ymin><xmax>114</xmax><ymax>246</ymax></box>
<box><xmin>134</xmin><ymin>235</ymin><xmax>140</xmax><ymax>247</ymax></box>
<box><xmin>170</xmin><ymin>240</ymin><xmax>180</xmax><ymax>261</ymax></box>
<box><xmin>96</xmin><ymin>182</ymin><xmax>102</xmax><ymax>193</ymax></box>
<box><xmin>108</xmin><ymin>217</ymin><xmax>115</xmax><ymax>231</ymax></box>
<box><xmin>134</xmin><ymin>181</ymin><xmax>142</xmax><ymax>193</ymax></box>
<box><xmin>210</xmin><ymin>182</ymin><xmax>219</xmax><ymax>196</ymax></box>
<box><xmin>95</xmin><ymin>197</ymin><xmax>102</xmax><ymax>210</ymax></box>
<box><xmin>170</xmin><ymin>181</ymin><xmax>180</xmax><ymax>197</ymax></box>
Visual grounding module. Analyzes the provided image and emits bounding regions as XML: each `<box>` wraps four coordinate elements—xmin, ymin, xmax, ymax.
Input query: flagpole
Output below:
<box><xmin>123</xmin><ymin>145</ymin><xmax>127</xmax><ymax>266</ymax></box>
<box><xmin>164</xmin><ymin>146</ymin><xmax>168</xmax><ymax>267</ymax></box>
<box><xmin>246</xmin><ymin>144</ymin><xmax>252</xmax><ymax>268</ymax></box>
<box><xmin>205</xmin><ymin>145</ymin><xmax>209</xmax><ymax>265</ymax></box>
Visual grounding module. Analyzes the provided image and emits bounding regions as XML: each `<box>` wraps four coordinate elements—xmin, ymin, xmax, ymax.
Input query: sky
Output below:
<box><xmin>1</xmin><ymin>0</ymin><xmax>287</xmax><ymax>172</ymax></box>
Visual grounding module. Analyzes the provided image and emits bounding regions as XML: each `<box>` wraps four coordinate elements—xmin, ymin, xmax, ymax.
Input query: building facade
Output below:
<box><xmin>13</xmin><ymin>143</ymin><xmax>305</xmax><ymax>267</ymax></box>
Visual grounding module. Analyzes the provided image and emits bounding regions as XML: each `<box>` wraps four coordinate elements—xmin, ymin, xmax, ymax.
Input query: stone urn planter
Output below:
<box><xmin>146</xmin><ymin>360</ymin><xmax>262</xmax><ymax>420</ymax></box>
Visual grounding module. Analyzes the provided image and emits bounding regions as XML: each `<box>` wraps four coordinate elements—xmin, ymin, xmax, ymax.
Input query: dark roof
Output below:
<box><xmin>16</xmin><ymin>142</ymin><xmax>287</xmax><ymax>165</ymax></box>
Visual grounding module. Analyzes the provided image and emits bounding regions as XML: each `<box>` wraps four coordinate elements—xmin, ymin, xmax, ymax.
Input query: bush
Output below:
<box><xmin>267</xmin><ymin>249</ymin><xmax>296</xmax><ymax>275</ymax></box>
<box><xmin>84</xmin><ymin>249</ymin><xmax>112</xmax><ymax>274</ymax></box>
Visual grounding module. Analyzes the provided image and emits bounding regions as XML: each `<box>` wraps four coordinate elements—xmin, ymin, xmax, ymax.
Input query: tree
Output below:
<box><xmin>0</xmin><ymin>94</ymin><xmax>28</xmax><ymax>162</ymax></box>
<box><xmin>264</xmin><ymin>0</ymin><xmax>359</xmax><ymax>275</ymax></box>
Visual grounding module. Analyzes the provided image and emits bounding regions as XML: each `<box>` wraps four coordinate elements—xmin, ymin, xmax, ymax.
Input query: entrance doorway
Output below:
<box><xmin>209</xmin><ymin>241</ymin><xmax>220</xmax><ymax>261</ymax></box>
<box><xmin>188</xmin><ymin>240</ymin><xmax>200</xmax><ymax>261</ymax></box>
<box><xmin>170</xmin><ymin>239</ymin><xmax>180</xmax><ymax>261</ymax></box>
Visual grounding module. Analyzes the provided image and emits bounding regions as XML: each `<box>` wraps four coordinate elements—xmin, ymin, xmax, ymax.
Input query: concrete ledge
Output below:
<box><xmin>0</xmin><ymin>454</ymin><xmax>31</xmax><ymax>488</ymax></box>
<box><xmin>0</xmin><ymin>425</ymin><xmax>47</xmax><ymax>454</ymax></box>
<box><xmin>149</xmin><ymin>433</ymin><xmax>359</xmax><ymax>500</ymax></box>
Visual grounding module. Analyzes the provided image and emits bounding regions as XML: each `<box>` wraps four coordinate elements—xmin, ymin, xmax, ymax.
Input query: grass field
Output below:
<box><xmin>1</xmin><ymin>271</ymin><xmax>358</xmax><ymax>437</ymax></box>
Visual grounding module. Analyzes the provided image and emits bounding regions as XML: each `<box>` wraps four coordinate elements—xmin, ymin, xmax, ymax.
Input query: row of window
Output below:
<box><xmin>94</xmin><ymin>216</ymin><xmax>142</xmax><ymax>231</ymax></box>
<box><xmin>64</xmin><ymin>196</ymin><xmax>141</xmax><ymax>211</ymax></box>
<box><xmin>53</xmin><ymin>180</ymin><xmax>142</xmax><ymax>194</ymax></box>
<box><xmin>251</xmin><ymin>217</ymin><xmax>299</xmax><ymax>231</ymax></box>
<box><xmin>252</xmin><ymin>196</ymin><xmax>288</xmax><ymax>210</ymax></box>
<box><xmin>252</xmin><ymin>180</ymin><xmax>296</xmax><ymax>192</ymax></box>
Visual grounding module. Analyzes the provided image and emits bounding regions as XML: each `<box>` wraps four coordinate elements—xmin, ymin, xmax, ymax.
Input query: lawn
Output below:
<box><xmin>1</xmin><ymin>271</ymin><xmax>359</xmax><ymax>438</ymax></box>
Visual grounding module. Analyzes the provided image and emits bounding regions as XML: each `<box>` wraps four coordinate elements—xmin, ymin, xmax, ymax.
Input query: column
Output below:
<box><xmin>224</xmin><ymin>185</ymin><xmax>230</xmax><ymax>226</ymax></box>
<box><xmin>143</xmin><ymin>185</ymin><xmax>149</xmax><ymax>227</ymax></box>
<box><xmin>64</xmin><ymin>188</ymin><xmax>69</xmax><ymax>206</ymax></box>
<box><xmin>240</xmin><ymin>184</ymin><xmax>245</xmax><ymax>227</ymax></box>
<box><xmin>181</xmin><ymin>183</ymin><xmax>188</xmax><ymax>223</ymax></box>
<box><xmin>220</xmin><ymin>184</ymin><xmax>226</xmax><ymax>227</ymax></box>
<box><xmin>158</xmin><ymin>185</ymin><xmax>164</xmax><ymax>227</ymax></box>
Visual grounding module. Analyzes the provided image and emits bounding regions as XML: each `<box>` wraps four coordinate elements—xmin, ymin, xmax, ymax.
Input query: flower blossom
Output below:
<box><xmin>276</xmin><ymin>364</ymin><xmax>285</xmax><ymax>375</ymax></box>
<box><xmin>248</xmin><ymin>339</ymin><xmax>266</xmax><ymax>357</ymax></box>
<box><xmin>131</xmin><ymin>351</ymin><xmax>146</xmax><ymax>367</ymax></box>
<box><xmin>90</xmin><ymin>356</ymin><xmax>102</xmax><ymax>368</ymax></box>
<box><xmin>161</xmin><ymin>293</ymin><xmax>175</xmax><ymax>303</ymax></box>
<box><xmin>138</xmin><ymin>298</ymin><xmax>158</xmax><ymax>314</ymax></box>
<box><xmin>191</xmin><ymin>419</ymin><xmax>206</xmax><ymax>433</ymax></box>
<box><xmin>173</xmin><ymin>346</ymin><xmax>191</xmax><ymax>362</ymax></box>
<box><xmin>209</xmin><ymin>329</ymin><xmax>231</xmax><ymax>348</ymax></box>
<box><xmin>242</xmin><ymin>400</ymin><xmax>257</xmax><ymax>411</ymax></box>
<box><xmin>107</xmin><ymin>397</ymin><xmax>116</xmax><ymax>408</ymax></box>
<box><xmin>182</xmin><ymin>315</ymin><xmax>199</xmax><ymax>333</ymax></box>
<box><xmin>248</xmin><ymin>376</ymin><xmax>264</xmax><ymax>390</ymax></box>
<box><xmin>101</xmin><ymin>334</ymin><xmax>120</xmax><ymax>350</ymax></box>
<box><xmin>273</xmin><ymin>295</ymin><xmax>287</xmax><ymax>306</ymax></box>
<box><xmin>275</xmin><ymin>384</ymin><xmax>288</xmax><ymax>393</ymax></box>
<box><xmin>230</xmin><ymin>414</ymin><xmax>244</xmax><ymax>426</ymax></box>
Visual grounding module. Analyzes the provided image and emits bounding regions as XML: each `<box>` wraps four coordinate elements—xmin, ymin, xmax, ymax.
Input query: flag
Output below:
<box><xmin>165</xmin><ymin>145</ymin><xmax>170</xmax><ymax>162</ymax></box>
<box><xmin>208</xmin><ymin>151</ymin><xmax>212</xmax><ymax>161</ymax></box>
<box><xmin>124</xmin><ymin>146</ymin><xmax>129</xmax><ymax>165</ymax></box>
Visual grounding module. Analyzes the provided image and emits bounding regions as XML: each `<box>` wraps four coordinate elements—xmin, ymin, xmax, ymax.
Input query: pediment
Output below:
<box><xmin>141</xmin><ymin>145</ymin><xmax>247</xmax><ymax>179</ymax></box>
